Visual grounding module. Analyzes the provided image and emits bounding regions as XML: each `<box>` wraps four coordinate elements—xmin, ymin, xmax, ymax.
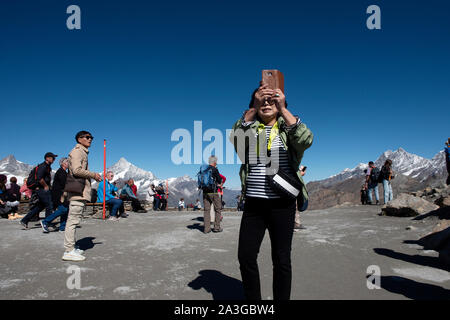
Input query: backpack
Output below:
<box><xmin>197</xmin><ymin>164</ymin><xmax>215</xmax><ymax>190</ymax></box>
<box><xmin>380</xmin><ymin>166</ymin><xmax>390</xmax><ymax>181</ymax></box>
<box><xmin>26</xmin><ymin>165</ymin><xmax>40</xmax><ymax>190</ymax></box>
<box><xmin>370</xmin><ymin>167</ymin><xmax>381</xmax><ymax>184</ymax></box>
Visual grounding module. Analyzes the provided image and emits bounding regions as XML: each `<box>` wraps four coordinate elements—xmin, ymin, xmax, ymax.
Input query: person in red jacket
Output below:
<box><xmin>130</xmin><ymin>179</ymin><xmax>138</xmax><ymax>197</ymax></box>
<box><xmin>218</xmin><ymin>174</ymin><xmax>226</xmax><ymax>213</ymax></box>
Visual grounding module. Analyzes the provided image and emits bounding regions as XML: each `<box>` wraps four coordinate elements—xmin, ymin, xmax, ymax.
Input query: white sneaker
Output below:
<box><xmin>108</xmin><ymin>216</ymin><xmax>119</xmax><ymax>221</ymax></box>
<box><xmin>74</xmin><ymin>248</ymin><xmax>84</xmax><ymax>255</ymax></box>
<box><xmin>62</xmin><ymin>249</ymin><xmax>86</xmax><ymax>261</ymax></box>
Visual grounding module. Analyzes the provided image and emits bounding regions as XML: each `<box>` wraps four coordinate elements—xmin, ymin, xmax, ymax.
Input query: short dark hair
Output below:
<box><xmin>10</xmin><ymin>177</ymin><xmax>17</xmax><ymax>183</ymax></box>
<box><xmin>368</xmin><ymin>161</ymin><xmax>374</xmax><ymax>166</ymax></box>
<box><xmin>75</xmin><ymin>131</ymin><xmax>92</xmax><ymax>143</ymax></box>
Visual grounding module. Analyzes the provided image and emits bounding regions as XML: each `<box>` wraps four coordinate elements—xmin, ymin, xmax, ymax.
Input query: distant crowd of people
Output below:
<box><xmin>1</xmin><ymin>131</ymin><xmax>160</xmax><ymax>262</ymax></box>
<box><xmin>361</xmin><ymin>159</ymin><xmax>395</xmax><ymax>205</ymax></box>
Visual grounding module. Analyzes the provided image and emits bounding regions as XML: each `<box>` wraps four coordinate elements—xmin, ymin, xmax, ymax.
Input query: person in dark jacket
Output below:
<box><xmin>201</xmin><ymin>155</ymin><xmax>223</xmax><ymax>234</ymax></box>
<box><xmin>0</xmin><ymin>174</ymin><xmax>14</xmax><ymax>219</ymax></box>
<box><xmin>20</xmin><ymin>152</ymin><xmax>57</xmax><ymax>229</ymax></box>
<box><xmin>40</xmin><ymin>158</ymin><xmax>70</xmax><ymax>233</ymax></box>
<box><xmin>6</xmin><ymin>177</ymin><xmax>22</xmax><ymax>217</ymax></box>
<box><xmin>445</xmin><ymin>138</ymin><xmax>450</xmax><ymax>186</ymax></box>
<box><xmin>7</xmin><ymin>177</ymin><xmax>21</xmax><ymax>202</ymax></box>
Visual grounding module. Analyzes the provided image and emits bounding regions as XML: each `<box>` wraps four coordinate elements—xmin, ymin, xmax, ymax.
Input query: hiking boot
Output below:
<box><xmin>19</xmin><ymin>220</ymin><xmax>28</xmax><ymax>229</ymax></box>
<box><xmin>62</xmin><ymin>249</ymin><xmax>85</xmax><ymax>262</ymax></box>
<box><xmin>40</xmin><ymin>220</ymin><xmax>49</xmax><ymax>233</ymax></box>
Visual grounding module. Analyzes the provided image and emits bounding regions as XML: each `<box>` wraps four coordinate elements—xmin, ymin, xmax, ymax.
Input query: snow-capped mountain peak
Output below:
<box><xmin>323</xmin><ymin>147</ymin><xmax>446</xmax><ymax>186</ymax></box>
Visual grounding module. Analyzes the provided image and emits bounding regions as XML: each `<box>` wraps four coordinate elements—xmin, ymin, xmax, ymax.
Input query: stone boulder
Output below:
<box><xmin>418</xmin><ymin>222</ymin><xmax>450</xmax><ymax>250</ymax></box>
<box><xmin>418</xmin><ymin>222</ymin><xmax>450</xmax><ymax>266</ymax></box>
<box><xmin>434</xmin><ymin>186</ymin><xmax>450</xmax><ymax>208</ymax></box>
<box><xmin>381</xmin><ymin>193</ymin><xmax>439</xmax><ymax>217</ymax></box>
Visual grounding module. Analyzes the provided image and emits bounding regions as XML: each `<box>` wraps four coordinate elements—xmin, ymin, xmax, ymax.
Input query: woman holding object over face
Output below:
<box><xmin>230</xmin><ymin>72</ymin><xmax>313</xmax><ymax>300</ymax></box>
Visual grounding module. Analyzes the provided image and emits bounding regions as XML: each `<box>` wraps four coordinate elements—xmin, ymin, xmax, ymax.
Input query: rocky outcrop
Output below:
<box><xmin>380</xmin><ymin>193</ymin><xmax>439</xmax><ymax>217</ymax></box>
<box><xmin>418</xmin><ymin>221</ymin><xmax>450</xmax><ymax>266</ymax></box>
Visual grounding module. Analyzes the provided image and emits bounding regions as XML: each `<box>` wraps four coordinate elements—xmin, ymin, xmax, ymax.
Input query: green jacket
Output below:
<box><xmin>229</xmin><ymin>115</ymin><xmax>313</xmax><ymax>201</ymax></box>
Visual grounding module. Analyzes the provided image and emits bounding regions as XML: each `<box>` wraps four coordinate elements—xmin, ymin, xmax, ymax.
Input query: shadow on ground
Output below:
<box><xmin>187</xmin><ymin>223</ymin><xmax>205</xmax><ymax>233</ymax></box>
<box><xmin>376</xmin><ymin>275</ymin><xmax>450</xmax><ymax>300</ymax></box>
<box><xmin>374</xmin><ymin>248</ymin><xmax>450</xmax><ymax>272</ymax></box>
<box><xmin>188</xmin><ymin>270</ymin><xmax>244</xmax><ymax>300</ymax></box>
<box><xmin>412</xmin><ymin>207</ymin><xmax>450</xmax><ymax>221</ymax></box>
<box><xmin>75</xmin><ymin>237</ymin><xmax>102</xmax><ymax>251</ymax></box>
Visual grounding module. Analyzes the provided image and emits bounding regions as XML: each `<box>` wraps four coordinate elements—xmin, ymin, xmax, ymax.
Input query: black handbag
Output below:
<box><xmin>268</xmin><ymin>167</ymin><xmax>302</xmax><ymax>200</ymax></box>
<box><xmin>64</xmin><ymin>174</ymin><xmax>85</xmax><ymax>194</ymax></box>
<box><xmin>268</xmin><ymin>167</ymin><xmax>309</xmax><ymax>211</ymax></box>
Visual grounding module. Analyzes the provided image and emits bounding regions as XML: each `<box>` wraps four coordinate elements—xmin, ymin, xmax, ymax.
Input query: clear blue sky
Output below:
<box><xmin>1</xmin><ymin>0</ymin><xmax>449</xmax><ymax>188</ymax></box>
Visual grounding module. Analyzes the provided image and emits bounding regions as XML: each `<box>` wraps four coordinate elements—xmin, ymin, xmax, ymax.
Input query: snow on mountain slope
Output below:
<box><xmin>319</xmin><ymin>147</ymin><xmax>446</xmax><ymax>187</ymax></box>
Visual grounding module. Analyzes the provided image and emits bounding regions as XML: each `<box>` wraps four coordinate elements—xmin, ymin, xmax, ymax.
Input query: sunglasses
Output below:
<box><xmin>81</xmin><ymin>135</ymin><xmax>94</xmax><ymax>140</ymax></box>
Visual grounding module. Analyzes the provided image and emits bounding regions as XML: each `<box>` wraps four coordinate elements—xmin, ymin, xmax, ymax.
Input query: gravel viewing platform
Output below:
<box><xmin>1</xmin><ymin>205</ymin><xmax>449</xmax><ymax>300</ymax></box>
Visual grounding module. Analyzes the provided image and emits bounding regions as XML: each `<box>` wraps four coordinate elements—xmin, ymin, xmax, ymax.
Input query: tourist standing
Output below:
<box><xmin>198</xmin><ymin>155</ymin><xmax>223</xmax><ymax>234</ymax></box>
<box><xmin>62</xmin><ymin>131</ymin><xmax>102</xmax><ymax>261</ymax></box>
<box><xmin>445</xmin><ymin>138</ymin><xmax>450</xmax><ymax>186</ymax></box>
<box><xmin>380</xmin><ymin>159</ymin><xmax>395</xmax><ymax>204</ymax></box>
<box><xmin>365</xmin><ymin>161</ymin><xmax>380</xmax><ymax>205</ymax></box>
<box><xmin>40</xmin><ymin>157</ymin><xmax>70</xmax><ymax>232</ymax></box>
<box><xmin>230</xmin><ymin>81</ymin><xmax>313</xmax><ymax>300</ymax></box>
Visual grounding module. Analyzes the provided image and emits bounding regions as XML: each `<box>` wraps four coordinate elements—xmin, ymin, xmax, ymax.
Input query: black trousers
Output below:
<box><xmin>22</xmin><ymin>189</ymin><xmax>53</xmax><ymax>223</ymax></box>
<box><xmin>238</xmin><ymin>196</ymin><xmax>296</xmax><ymax>300</ymax></box>
<box><xmin>122</xmin><ymin>196</ymin><xmax>144</xmax><ymax>212</ymax></box>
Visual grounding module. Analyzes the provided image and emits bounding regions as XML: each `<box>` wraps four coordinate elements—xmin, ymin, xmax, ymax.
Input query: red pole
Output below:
<box><xmin>103</xmin><ymin>139</ymin><xmax>106</xmax><ymax>220</ymax></box>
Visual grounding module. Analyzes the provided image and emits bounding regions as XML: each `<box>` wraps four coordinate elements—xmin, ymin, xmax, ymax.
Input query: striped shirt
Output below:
<box><xmin>245</xmin><ymin>126</ymin><xmax>296</xmax><ymax>199</ymax></box>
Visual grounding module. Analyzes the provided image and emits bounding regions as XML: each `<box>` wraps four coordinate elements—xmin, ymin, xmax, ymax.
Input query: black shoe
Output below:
<box><xmin>294</xmin><ymin>224</ymin><xmax>306</xmax><ymax>231</ymax></box>
<box><xmin>137</xmin><ymin>209</ymin><xmax>147</xmax><ymax>213</ymax></box>
<box><xmin>20</xmin><ymin>220</ymin><xmax>28</xmax><ymax>229</ymax></box>
<box><xmin>212</xmin><ymin>228</ymin><xmax>223</xmax><ymax>233</ymax></box>
<box><xmin>376</xmin><ymin>200</ymin><xmax>379</xmax><ymax>205</ymax></box>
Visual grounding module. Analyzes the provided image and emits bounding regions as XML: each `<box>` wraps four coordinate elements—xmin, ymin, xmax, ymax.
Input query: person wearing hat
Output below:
<box><xmin>19</xmin><ymin>152</ymin><xmax>57</xmax><ymax>228</ymax></box>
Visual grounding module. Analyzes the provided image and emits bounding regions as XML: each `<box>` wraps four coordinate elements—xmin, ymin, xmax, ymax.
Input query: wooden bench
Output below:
<box><xmin>83</xmin><ymin>201</ymin><xmax>133</xmax><ymax>219</ymax></box>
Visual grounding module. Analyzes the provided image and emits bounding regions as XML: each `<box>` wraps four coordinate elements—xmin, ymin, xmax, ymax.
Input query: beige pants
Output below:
<box><xmin>203</xmin><ymin>193</ymin><xmax>222</xmax><ymax>232</ymax></box>
<box><xmin>64</xmin><ymin>200</ymin><xmax>86</xmax><ymax>252</ymax></box>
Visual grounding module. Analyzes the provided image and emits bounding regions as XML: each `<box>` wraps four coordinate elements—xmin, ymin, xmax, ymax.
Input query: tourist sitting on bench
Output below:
<box><xmin>120</xmin><ymin>179</ymin><xmax>147</xmax><ymax>213</ymax></box>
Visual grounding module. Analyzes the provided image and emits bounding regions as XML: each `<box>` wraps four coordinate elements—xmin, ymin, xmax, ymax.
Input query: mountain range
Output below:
<box><xmin>306</xmin><ymin>147</ymin><xmax>447</xmax><ymax>210</ymax></box>
<box><xmin>1</xmin><ymin>147</ymin><xmax>447</xmax><ymax>210</ymax></box>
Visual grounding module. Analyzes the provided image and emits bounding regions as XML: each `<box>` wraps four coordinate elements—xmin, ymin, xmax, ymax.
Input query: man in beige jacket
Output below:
<box><xmin>62</xmin><ymin>131</ymin><xmax>102</xmax><ymax>262</ymax></box>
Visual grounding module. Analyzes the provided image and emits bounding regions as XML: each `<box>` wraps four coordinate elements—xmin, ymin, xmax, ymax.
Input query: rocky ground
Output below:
<box><xmin>0</xmin><ymin>205</ymin><xmax>449</xmax><ymax>300</ymax></box>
